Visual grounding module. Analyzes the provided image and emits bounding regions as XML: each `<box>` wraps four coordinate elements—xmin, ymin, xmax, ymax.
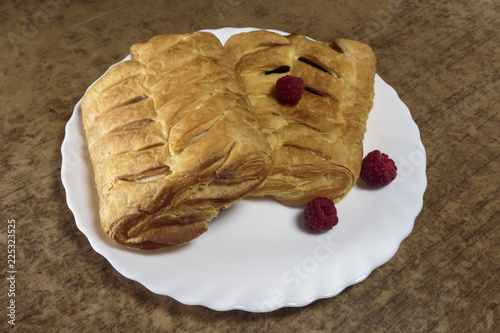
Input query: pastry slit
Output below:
<box><xmin>118</xmin><ymin>165</ymin><xmax>172</xmax><ymax>183</ymax></box>
<box><xmin>298</xmin><ymin>57</ymin><xmax>341</xmax><ymax>78</ymax></box>
<box><xmin>112</xmin><ymin>119</ymin><xmax>157</xmax><ymax>132</ymax></box>
<box><xmin>170</xmin><ymin>111</ymin><xmax>226</xmax><ymax>155</ymax></box>
<box><xmin>263</xmin><ymin>65</ymin><xmax>290</xmax><ymax>75</ymax></box>
<box><xmin>298</xmin><ymin>57</ymin><xmax>328</xmax><ymax>73</ymax></box>
<box><xmin>136</xmin><ymin>142</ymin><xmax>166</xmax><ymax>152</ymax></box>
<box><xmin>304</xmin><ymin>87</ymin><xmax>338</xmax><ymax>101</ymax></box>
<box><xmin>116</xmin><ymin>95</ymin><xmax>149</xmax><ymax>108</ymax></box>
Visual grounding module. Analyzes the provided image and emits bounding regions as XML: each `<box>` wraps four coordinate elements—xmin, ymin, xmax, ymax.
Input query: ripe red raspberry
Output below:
<box><xmin>304</xmin><ymin>197</ymin><xmax>339</xmax><ymax>233</ymax></box>
<box><xmin>275</xmin><ymin>75</ymin><xmax>305</xmax><ymax>106</ymax></box>
<box><xmin>360</xmin><ymin>150</ymin><xmax>397</xmax><ymax>187</ymax></box>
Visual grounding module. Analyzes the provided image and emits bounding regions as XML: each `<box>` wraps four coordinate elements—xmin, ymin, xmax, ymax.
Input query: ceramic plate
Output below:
<box><xmin>61</xmin><ymin>27</ymin><xmax>426</xmax><ymax>312</ymax></box>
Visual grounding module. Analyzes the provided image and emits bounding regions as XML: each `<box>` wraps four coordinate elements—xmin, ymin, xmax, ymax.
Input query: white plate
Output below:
<box><xmin>61</xmin><ymin>27</ymin><xmax>426</xmax><ymax>312</ymax></box>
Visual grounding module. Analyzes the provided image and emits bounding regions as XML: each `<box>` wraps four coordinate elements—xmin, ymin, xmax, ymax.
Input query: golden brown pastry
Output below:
<box><xmin>225</xmin><ymin>30</ymin><xmax>376</xmax><ymax>205</ymax></box>
<box><xmin>82</xmin><ymin>32</ymin><xmax>272</xmax><ymax>250</ymax></box>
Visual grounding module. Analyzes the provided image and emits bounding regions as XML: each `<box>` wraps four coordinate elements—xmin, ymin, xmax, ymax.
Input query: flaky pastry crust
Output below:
<box><xmin>225</xmin><ymin>30</ymin><xmax>376</xmax><ymax>205</ymax></box>
<box><xmin>82</xmin><ymin>32</ymin><xmax>272</xmax><ymax>250</ymax></box>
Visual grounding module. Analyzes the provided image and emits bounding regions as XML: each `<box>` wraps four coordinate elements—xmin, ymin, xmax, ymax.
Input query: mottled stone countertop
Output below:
<box><xmin>1</xmin><ymin>0</ymin><xmax>498</xmax><ymax>332</ymax></box>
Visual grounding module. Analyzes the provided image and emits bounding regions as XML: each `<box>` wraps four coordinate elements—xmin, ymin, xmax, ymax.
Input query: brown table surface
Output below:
<box><xmin>2</xmin><ymin>0</ymin><xmax>499</xmax><ymax>331</ymax></box>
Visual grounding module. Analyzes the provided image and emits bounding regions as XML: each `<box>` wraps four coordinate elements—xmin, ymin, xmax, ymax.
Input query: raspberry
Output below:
<box><xmin>275</xmin><ymin>75</ymin><xmax>305</xmax><ymax>106</ymax></box>
<box><xmin>304</xmin><ymin>197</ymin><xmax>339</xmax><ymax>233</ymax></box>
<box><xmin>360</xmin><ymin>150</ymin><xmax>397</xmax><ymax>187</ymax></box>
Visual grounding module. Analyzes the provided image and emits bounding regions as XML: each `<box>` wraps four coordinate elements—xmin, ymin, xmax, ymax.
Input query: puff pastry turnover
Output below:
<box><xmin>82</xmin><ymin>32</ymin><xmax>272</xmax><ymax>250</ymax></box>
<box><xmin>225</xmin><ymin>30</ymin><xmax>376</xmax><ymax>205</ymax></box>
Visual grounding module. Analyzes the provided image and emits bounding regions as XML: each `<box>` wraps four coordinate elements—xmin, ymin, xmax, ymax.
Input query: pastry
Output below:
<box><xmin>225</xmin><ymin>30</ymin><xmax>377</xmax><ymax>205</ymax></box>
<box><xmin>81</xmin><ymin>32</ymin><xmax>273</xmax><ymax>250</ymax></box>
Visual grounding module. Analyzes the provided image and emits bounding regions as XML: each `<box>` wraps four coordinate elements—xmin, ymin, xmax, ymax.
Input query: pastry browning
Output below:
<box><xmin>82</xmin><ymin>32</ymin><xmax>272</xmax><ymax>250</ymax></box>
<box><xmin>225</xmin><ymin>30</ymin><xmax>377</xmax><ymax>205</ymax></box>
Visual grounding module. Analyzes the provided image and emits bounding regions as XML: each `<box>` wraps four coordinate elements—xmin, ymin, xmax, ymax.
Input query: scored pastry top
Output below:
<box><xmin>225</xmin><ymin>30</ymin><xmax>377</xmax><ymax>205</ymax></box>
<box><xmin>81</xmin><ymin>32</ymin><xmax>272</xmax><ymax>250</ymax></box>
